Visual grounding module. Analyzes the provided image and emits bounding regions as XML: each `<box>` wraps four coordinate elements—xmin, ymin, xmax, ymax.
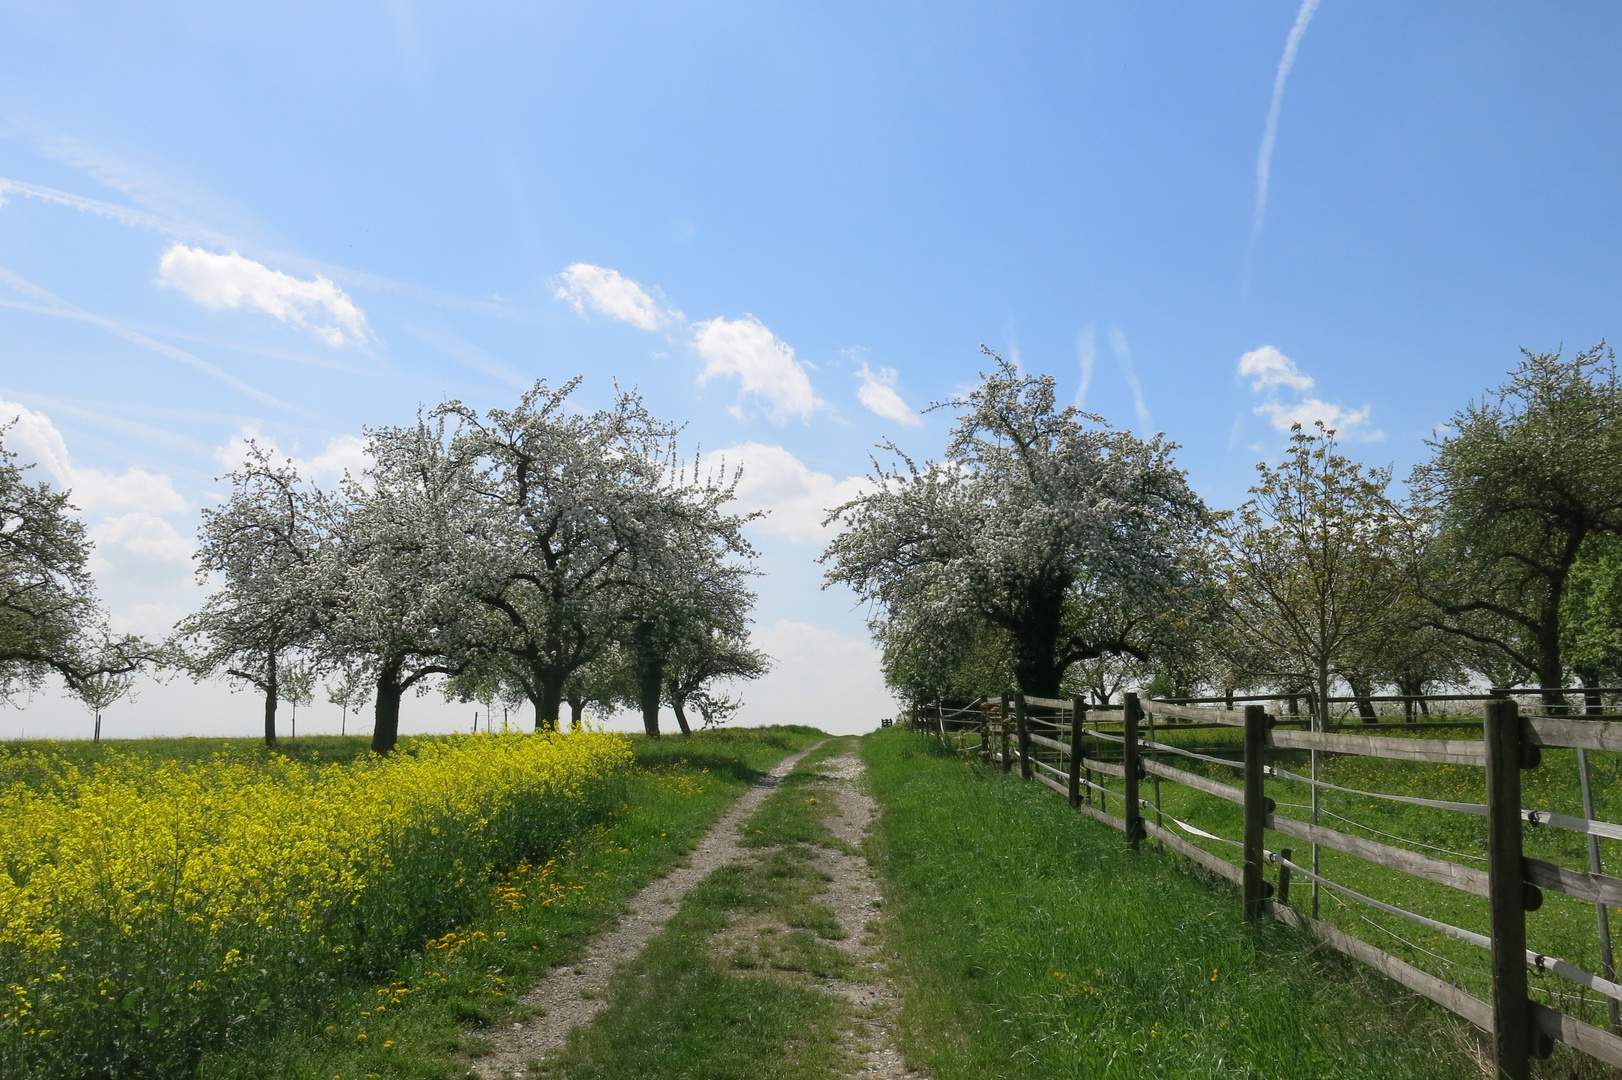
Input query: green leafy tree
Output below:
<box><xmin>1213</xmin><ymin>422</ymin><xmax>1407</xmax><ymax>730</ymax></box>
<box><xmin>1562</xmin><ymin>534</ymin><xmax>1622</xmax><ymax>709</ymax></box>
<box><xmin>1413</xmin><ymin>345</ymin><xmax>1622</xmax><ymax>706</ymax></box>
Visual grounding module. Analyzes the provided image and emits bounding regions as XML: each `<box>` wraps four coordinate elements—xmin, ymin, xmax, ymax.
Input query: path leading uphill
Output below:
<box><xmin>474</xmin><ymin>739</ymin><xmax>827</xmax><ymax>1078</ymax></box>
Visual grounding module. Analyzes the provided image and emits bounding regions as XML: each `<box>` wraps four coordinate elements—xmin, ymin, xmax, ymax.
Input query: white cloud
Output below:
<box><xmin>692</xmin><ymin>316</ymin><xmax>819</xmax><ymax>423</ymax></box>
<box><xmin>90</xmin><ymin>512</ymin><xmax>193</xmax><ymax>565</ymax></box>
<box><xmin>714</xmin><ymin>442</ymin><xmax>870</xmax><ymax>545</ymax></box>
<box><xmin>1238</xmin><ymin>344</ymin><xmax>1315</xmax><ymax>393</ymax></box>
<box><xmin>158</xmin><ymin>244</ymin><xmax>370</xmax><ymax>347</ymax></box>
<box><xmin>853</xmin><ymin>362</ymin><xmax>922</xmax><ymax>426</ymax></box>
<box><xmin>1238</xmin><ymin>345</ymin><xmax>1381</xmax><ymax>441</ymax></box>
<box><xmin>0</xmin><ymin>396</ymin><xmax>186</xmax><ymax>514</ymax></box>
<box><xmin>1254</xmin><ymin>398</ymin><xmax>1378</xmax><ymax>438</ymax></box>
<box><xmin>553</xmin><ymin>263</ymin><xmax>681</xmax><ymax>331</ymax></box>
<box><xmin>214</xmin><ymin>426</ymin><xmax>372</xmax><ymax>484</ymax></box>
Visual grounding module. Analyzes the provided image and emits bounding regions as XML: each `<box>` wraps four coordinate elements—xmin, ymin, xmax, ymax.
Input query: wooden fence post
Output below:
<box><xmin>1485</xmin><ymin>696</ymin><xmax>1533</xmax><ymax>1080</ymax></box>
<box><xmin>1067</xmin><ymin>696</ymin><xmax>1086</xmax><ymax>808</ymax></box>
<box><xmin>1000</xmin><ymin>693</ymin><xmax>1012</xmax><ymax>774</ymax></box>
<box><xmin>1015</xmin><ymin>693</ymin><xmax>1032</xmax><ymax>781</ymax></box>
<box><xmin>980</xmin><ymin>705</ymin><xmax>991</xmax><ymax>764</ymax></box>
<box><xmin>1277</xmin><ymin>847</ymin><xmax>1293</xmax><ymax>906</ymax></box>
<box><xmin>1124</xmin><ymin>693</ymin><xmax>1144</xmax><ymax>850</ymax></box>
<box><xmin>1242</xmin><ymin>704</ymin><xmax>1271</xmax><ymax>921</ymax></box>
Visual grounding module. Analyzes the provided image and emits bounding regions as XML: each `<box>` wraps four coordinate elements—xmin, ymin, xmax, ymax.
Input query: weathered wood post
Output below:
<box><xmin>1015</xmin><ymin>692</ymin><xmax>1032</xmax><ymax>781</ymax></box>
<box><xmin>1067</xmin><ymin>695</ymin><xmax>1086</xmax><ymax>808</ymax></box>
<box><xmin>1124</xmin><ymin>693</ymin><xmax>1145</xmax><ymax>850</ymax></box>
<box><xmin>1242</xmin><ymin>704</ymin><xmax>1271</xmax><ymax>921</ymax></box>
<box><xmin>980</xmin><ymin>704</ymin><xmax>991</xmax><ymax>764</ymax></box>
<box><xmin>1000</xmin><ymin>692</ymin><xmax>1012</xmax><ymax>774</ymax></box>
<box><xmin>1484</xmin><ymin>696</ymin><xmax>1533</xmax><ymax>1080</ymax></box>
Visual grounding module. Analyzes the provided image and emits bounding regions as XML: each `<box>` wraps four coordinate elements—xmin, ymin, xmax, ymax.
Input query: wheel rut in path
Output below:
<box><xmin>781</xmin><ymin>752</ymin><xmax>925</xmax><ymax>1080</ymax></box>
<box><xmin>474</xmin><ymin>739</ymin><xmax>827</xmax><ymax>1078</ymax></box>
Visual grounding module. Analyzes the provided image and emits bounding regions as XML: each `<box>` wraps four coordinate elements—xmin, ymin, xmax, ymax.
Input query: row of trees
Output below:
<box><xmin>0</xmin><ymin>380</ymin><xmax>767</xmax><ymax>751</ymax></box>
<box><xmin>823</xmin><ymin>345</ymin><xmax>1622</xmax><ymax>724</ymax></box>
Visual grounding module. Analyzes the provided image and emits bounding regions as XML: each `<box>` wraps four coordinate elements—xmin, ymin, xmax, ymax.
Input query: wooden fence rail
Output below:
<box><xmin>911</xmin><ymin>691</ymin><xmax>1622</xmax><ymax>1079</ymax></box>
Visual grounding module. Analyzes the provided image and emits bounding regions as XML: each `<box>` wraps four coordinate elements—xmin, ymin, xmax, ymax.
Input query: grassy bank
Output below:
<box><xmin>863</xmin><ymin>728</ymin><xmax>1480</xmax><ymax>1079</ymax></box>
<box><xmin>542</xmin><ymin>737</ymin><xmax>859</xmax><ymax>1080</ymax></box>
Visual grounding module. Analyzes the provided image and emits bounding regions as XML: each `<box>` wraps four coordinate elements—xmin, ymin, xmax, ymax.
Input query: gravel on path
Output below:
<box><xmin>474</xmin><ymin>739</ymin><xmax>827</xmax><ymax>1078</ymax></box>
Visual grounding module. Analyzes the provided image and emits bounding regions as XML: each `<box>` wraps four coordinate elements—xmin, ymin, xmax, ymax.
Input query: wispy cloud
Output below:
<box><xmin>1253</xmin><ymin>0</ymin><xmax>1321</xmax><ymax>243</ymax></box>
<box><xmin>553</xmin><ymin>263</ymin><xmax>681</xmax><ymax>331</ymax></box>
<box><xmin>692</xmin><ymin>315</ymin><xmax>819</xmax><ymax>423</ymax></box>
<box><xmin>853</xmin><ymin>361</ymin><xmax>921</xmax><ymax>427</ymax></box>
<box><xmin>0</xmin><ymin>266</ymin><xmax>294</xmax><ymax>410</ymax></box>
<box><xmin>158</xmin><ymin>244</ymin><xmax>371</xmax><ymax>347</ymax></box>
<box><xmin>1109</xmin><ymin>327</ymin><xmax>1152</xmax><ymax>431</ymax></box>
<box><xmin>1076</xmin><ymin>324</ymin><xmax>1096</xmax><ymax>408</ymax></box>
<box><xmin>1237</xmin><ymin>343</ymin><xmax>1381</xmax><ymax>440</ymax></box>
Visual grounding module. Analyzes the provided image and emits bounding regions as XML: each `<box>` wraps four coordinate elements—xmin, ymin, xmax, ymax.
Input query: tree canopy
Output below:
<box><xmin>823</xmin><ymin>353</ymin><xmax>1210</xmax><ymax>700</ymax></box>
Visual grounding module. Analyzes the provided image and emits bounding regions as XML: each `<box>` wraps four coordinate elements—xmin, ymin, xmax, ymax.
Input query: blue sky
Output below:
<box><xmin>3</xmin><ymin>2</ymin><xmax>1621</xmax><ymax>739</ymax></box>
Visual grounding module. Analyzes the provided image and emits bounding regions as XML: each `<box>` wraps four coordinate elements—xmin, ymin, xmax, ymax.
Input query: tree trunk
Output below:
<box><xmin>1346</xmin><ymin>673</ymin><xmax>1378</xmax><ymax>724</ymax></box>
<box><xmin>632</xmin><ymin>620</ymin><xmax>664</xmax><ymax>738</ymax></box>
<box><xmin>535</xmin><ymin>673</ymin><xmax>563</xmax><ymax>731</ymax></box>
<box><xmin>1316</xmin><ymin>661</ymin><xmax>1331</xmax><ymax>732</ymax></box>
<box><xmin>372</xmin><ymin>658</ymin><xmax>404</xmax><ymax>755</ymax></box>
<box><xmin>672</xmin><ymin>700</ymin><xmax>692</xmax><ymax>735</ymax></box>
<box><xmin>1538</xmin><ymin>592</ymin><xmax>1567</xmax><ymax>714</ymax></box>
<box><xmin>567</xmin><ymin>697</ymin><xmax>586</xmax><ymax>731</ymax></box>
<box><xmin>1578</xmin><ymin>666</ymin><xmax>1605</xmax><ymax>716</ymax></box>
<box><xmin>263</xmin><ymin>654</ymin><xmax>279</xmax><ymax>748</ymax></box>
<box><xmin>1010</xmin><ymin>594</ymin><xmax>1066</xmax><ymax>698</ymax></box>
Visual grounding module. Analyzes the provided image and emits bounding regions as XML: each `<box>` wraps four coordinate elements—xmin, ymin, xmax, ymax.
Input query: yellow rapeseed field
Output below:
<box><xmin>0</xmin><ymin>730</ymin><xmax>630</xmax><ymax>1077</ymax></box>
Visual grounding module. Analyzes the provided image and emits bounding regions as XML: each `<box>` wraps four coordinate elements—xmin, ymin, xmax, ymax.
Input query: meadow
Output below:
<box><xmin>0</xmin><ymin>726</ymin><xmax>820</xmax><ymax>1080</ymax></box>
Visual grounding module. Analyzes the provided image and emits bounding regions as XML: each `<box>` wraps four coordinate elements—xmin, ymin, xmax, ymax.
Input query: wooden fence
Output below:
<box><xmin>912</xmin><ymin>691</ymin><xmax>1622</xmax><ymax>1080</ymax></box>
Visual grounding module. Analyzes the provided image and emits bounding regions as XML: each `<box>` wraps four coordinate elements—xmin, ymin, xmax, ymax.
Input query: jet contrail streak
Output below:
<box><xmin>1253</xmin><ymin>0</ymin><xmax>1321</xmax><ymax>238</ymax></box>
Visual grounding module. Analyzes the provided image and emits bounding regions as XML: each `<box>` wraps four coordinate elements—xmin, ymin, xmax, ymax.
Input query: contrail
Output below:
<box><xmin>0</xmin><ymin>267</ymin><xmax>298</xmax><ymax>412</ymax></box>
<box><xmin>1252</xmin><ymin>0</ymin><xmax>1321</xmax><ymax>240</ymax></box>
<box><xmin>1075</xmin><ymin>324</ymin><xmax>1096</xmax><ymax>408</ymax></box>
<box><xmin>0</xmin><ymin>176</ymin><xmax>519</xmax><ymax>317</ymax></box>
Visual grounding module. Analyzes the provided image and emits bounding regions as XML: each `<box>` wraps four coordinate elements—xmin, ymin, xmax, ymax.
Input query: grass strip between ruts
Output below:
<box><xmin>539</xmin><ymin>737</ymin><xmax>862</xmax><ymax>1080</ymax></box>
<box><xmin>861</xmin><ymin>728</ymin><xmax>1485</xmax><ymax>1080</ymax></box>
<box><xmin>197</xmin><ymin>725</ymin><xmax>823</xmax><ymax>1080</ymax></box>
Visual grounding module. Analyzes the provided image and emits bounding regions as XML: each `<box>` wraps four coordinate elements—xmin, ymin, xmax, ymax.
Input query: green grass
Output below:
<box><xmin>1083</xmin><ymin>719</ymin><xmax>1622</xmax><ymax>1069</ymax></box>
<box><xmin>541</xmin><ymin>735</ymin><xmax>860</xmax><ymax>1080</ymax></box>
<box><xmin>863</xmin><ymin>727</ymin><xmax>1482</xmax><ymax>1080</ymax></box>
<box><xmin>739</xmin><ymin>736</ymin><xmax>855</xmax><ymax>851</ymax></box>
<box><xmin>178</xmin><ymin>725</ymin><xmax>824</xmax><ymax>1080</ymax></box>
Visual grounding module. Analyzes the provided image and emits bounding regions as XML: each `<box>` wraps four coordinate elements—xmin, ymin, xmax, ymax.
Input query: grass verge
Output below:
<box><xmin>194</xmin><ymin>725</ymin><xmax>823</xmax><ymax>1080</ymax></box>
<box><xmin>863</xmin><ymin>727</ymin><xmax>1481</xmax><ymax>1080</ymax></box>
<box><xmin>540</xmin><ymin>736</ymin><xmax>861</xmax><ymax>1080</ymax></box>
